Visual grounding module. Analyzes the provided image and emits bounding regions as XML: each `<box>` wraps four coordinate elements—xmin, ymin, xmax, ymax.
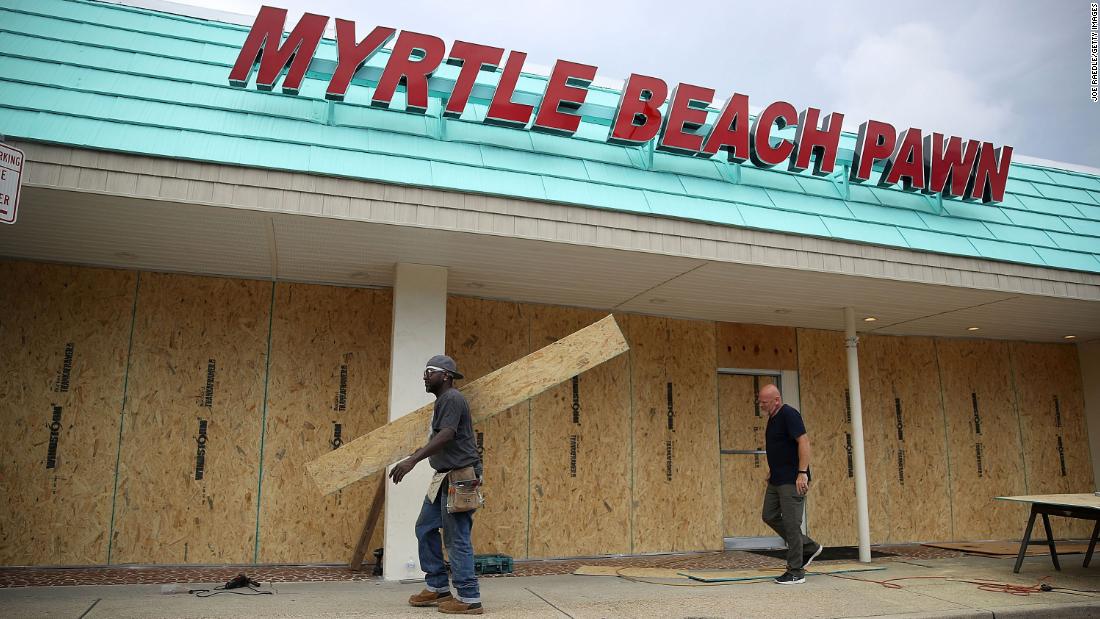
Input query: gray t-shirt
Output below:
<box><xmin>428</xmin><ymin>388</ymin><xmax>480</xmax><ymax>472</ymax></box>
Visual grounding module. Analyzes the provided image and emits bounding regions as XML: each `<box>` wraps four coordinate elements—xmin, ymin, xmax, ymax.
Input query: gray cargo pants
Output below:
<box><xmin>762</xmin><ymin>483</ymin><xmax>820</xmax><ymax>577</ymax></box>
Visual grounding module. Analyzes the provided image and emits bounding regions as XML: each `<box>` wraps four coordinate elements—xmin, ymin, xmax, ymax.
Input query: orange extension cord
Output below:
<box><xmin>827</xmin><ymin>573</ymin><xmax>1100</xmax><ymax>597</ymax></box>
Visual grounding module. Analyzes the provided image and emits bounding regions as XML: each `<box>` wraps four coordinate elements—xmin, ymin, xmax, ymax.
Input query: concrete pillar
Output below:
<box><xmin>383</xmin><ymin>263</ymin><xmax>448</xmax><ymax>581</ymax></box>
<box><xmin>1078</xmin><ymin>341</ymin><xmax>1100</xmax><ymax>490</ymax></box>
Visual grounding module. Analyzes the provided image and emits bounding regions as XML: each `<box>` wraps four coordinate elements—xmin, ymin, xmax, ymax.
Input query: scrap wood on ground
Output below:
<box><xmin>922</xmin><ymin>540</ymin><xmax>1095</xmax><ymax>556</ymax></box>
<box><xmin>572</xmin><ymin>562</ymin><xmax>886</xmax><ymax>583</ymax></box>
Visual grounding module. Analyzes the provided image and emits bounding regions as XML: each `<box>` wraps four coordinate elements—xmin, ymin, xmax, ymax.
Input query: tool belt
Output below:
<box><xmin>446</xmin><ymin>465</ymin><xmax>483</xmax><ymax>514</ymax></box>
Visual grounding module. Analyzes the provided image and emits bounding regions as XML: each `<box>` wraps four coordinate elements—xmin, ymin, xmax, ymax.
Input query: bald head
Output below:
<box><xmin>758</xmin><ymin>384</ymin><xmax>783</xmax><ymax>416</ymax></box>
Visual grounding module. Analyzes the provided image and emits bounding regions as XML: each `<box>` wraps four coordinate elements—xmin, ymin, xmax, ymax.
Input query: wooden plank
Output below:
<box><xmin>350</xmin><ymin>475</ymin><xmax>386</xmax><ymax>570</ymax></box>
<box><xmin>628</xmin><ymin>315</ymin><xmax>722</xmax><ymax>553</ymax></box>
<box><xmin>853</xmin><ymin>333</ymin><xmax>896</xmax><ymax>544</ymax></box>
<box><xmin>573</xmin><ymin>565</ymin><xmax>627</xmax><ymax>576</ymax></box>
<box><xmin>681</xmin><ymin>563</ymin><xmax>885</xmax><ymax>582</ymax></box>
<box><xmin>446</xmin><ymin>296</ymin><xmax>530</xmax><ymax>558</ymax></box>
<box><xmin>997</xmin><ymin>494</ymin><xmax>1100</xmax><ymax>509</ymax></box>
<box><xmin>617</xmin><ymin>567</ymin><xmax>692</xmax><ymax>579</ymax></box>
<box><xmin>528</xmin><ymin>306</ymin><xmax>631</xmax><ymax>559</ymax></box>
<box><xmin>861</xmin><ymin>335</ymin><xmax>952</xmax><ymax>543</ymax></box>
<box><xmin>0</xmin><ymin>260</ymin><xmax>135</xmax><ymax>565</ymax></box>
<box><xmin>1010</xmin><ymin>343</ymin><xmax>1095</xmax><ymax>538</ymax></box>
<box><xmin>935</xmin><ymin>339</ymin><xmax>1027</xmax><ymax>541</ymax></box>
<box><xmin>924</xmin><ymin>540</ymin><xmax>1096</xmax><ymax>556</ymax></box>
<box><xmin>573</xmin><ymin>566</ymin><xmax>690</xmax><ymax>579</ymax></box>
<box><xmin>111</xmin><ymin>272</ymin><xmax>271</xmax><ymax>564</ymax></box>
<box><xmin>305</xmin><ymin>314</ymin><xmax>629</xmax><ymax>496</ymax></box>
<box><xmin>257</xmin><ymin>283</ymin><xmax>391</xmax><ymax>563</ymax></box>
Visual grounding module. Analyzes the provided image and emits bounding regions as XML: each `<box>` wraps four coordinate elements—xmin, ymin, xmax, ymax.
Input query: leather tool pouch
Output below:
<box><xmin>446</xmin><ymin>466</ymin><xmax>482</xmax><ymax>514</ymax></box>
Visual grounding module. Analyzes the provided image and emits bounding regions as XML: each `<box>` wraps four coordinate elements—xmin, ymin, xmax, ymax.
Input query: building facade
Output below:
<box><xmin>1</xmin><ymin>0</ymin><xmax>1098</xmax><ymax>576</ymax></box>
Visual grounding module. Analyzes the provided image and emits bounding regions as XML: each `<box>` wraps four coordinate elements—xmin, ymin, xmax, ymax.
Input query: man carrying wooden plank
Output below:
<box><xmin>306</xmin><ymin>315</ymin><xmax>627</xmax><ymax>494</ymax></box>
<box><xmin>390</xmin><ymin>355</ymin><xmax>484</xmax><ymax>615</ymax></box>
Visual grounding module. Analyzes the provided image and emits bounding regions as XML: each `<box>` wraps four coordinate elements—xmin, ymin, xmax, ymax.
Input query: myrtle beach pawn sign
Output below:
<box><xmin>0</xmin><ymin>142</ymin><xmax>24</xmax><ymax>225</ymax></box>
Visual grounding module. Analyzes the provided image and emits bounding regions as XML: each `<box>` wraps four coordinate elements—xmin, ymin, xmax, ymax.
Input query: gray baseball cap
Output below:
<box><xmin>425</xmin><ymin>354</ymin><xmax>464</xmax><ymax>380</ymax></box>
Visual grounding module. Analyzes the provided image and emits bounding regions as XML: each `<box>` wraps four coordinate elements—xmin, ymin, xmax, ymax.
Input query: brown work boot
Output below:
<box><xmin>409</xmin><ymin>589</ymin><xmax>452</xmax><ymax>607</ymax></box>
<box><xmin>438</xmin><ymin>598</ymin><xmax>483</xmax><ymax>614</ymax></box>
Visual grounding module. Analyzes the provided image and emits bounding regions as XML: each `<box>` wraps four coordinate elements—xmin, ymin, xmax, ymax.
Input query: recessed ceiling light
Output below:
<box><xmin>114</xmin><ymin>251</ymin><xmax>137</xmax><ymax>259</ymax></box>
<box><xmin>466</xmin><ymin>282</ymin><xmax>485</xmax><ymax>289</ymax></box>
<box><xmin>348</xmin><ymin>270</ymin><xmax>369</xmax><ymax>279</ymax></box>
<box><xmin>967</xmin><ymin>326</ymin><xmax>980</xmax><ymax>331</ymax></box>
<box><xmin>650</xmin><ymin>298</ymin><xmax>669</xmax><ymax>304</ymax></box>
<box><xmin>863</xmin><ymin>316</ymin><xmax>877</xmax><ymax>322</ymax></box>
<box><xmin>1064</xmin><ymin>335</ymin><xmax>1077</xmax><ymax>340</ymax></box>
<box><xmin>774</xmin><ymin>308</ymin><xmax>791</xmax><ymax>315</ymax></box>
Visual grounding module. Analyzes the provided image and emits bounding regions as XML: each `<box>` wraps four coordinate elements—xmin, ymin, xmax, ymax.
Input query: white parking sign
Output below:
<box><xmin>0</xmin><ymin>142</ymin><xmax>24</xmax><ymax>224</ymax></box>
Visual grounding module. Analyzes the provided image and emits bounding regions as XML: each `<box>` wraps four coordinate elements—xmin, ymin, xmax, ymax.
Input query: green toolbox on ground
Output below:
<box><xmin>473</xmin><ymin>554</ymin><xmax>514</xmax><ymax>575</ymax></box>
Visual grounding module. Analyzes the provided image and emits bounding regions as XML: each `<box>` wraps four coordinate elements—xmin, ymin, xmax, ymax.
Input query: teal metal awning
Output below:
<box><xmin>1</xmin><ymin>0</ymin><xmax>1097</xmax><ymax>273</ymax></box>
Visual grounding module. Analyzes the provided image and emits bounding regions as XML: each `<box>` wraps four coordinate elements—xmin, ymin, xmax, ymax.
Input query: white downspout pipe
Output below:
<box><xmin>845</xmin><ymin>307</ymin><xmax>872</xmax><ymax>563</ymax></box>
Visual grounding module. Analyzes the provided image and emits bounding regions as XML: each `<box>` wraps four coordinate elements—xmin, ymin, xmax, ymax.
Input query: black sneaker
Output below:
<box><xmin>774</xmin><ymin>571</ymin><xmax>805</xmax><ymax>585</ymax></box>
<box><xmin>803</xmin><ymin>545</ymin><xmax>824</xmax><ymax>570</ymax></box>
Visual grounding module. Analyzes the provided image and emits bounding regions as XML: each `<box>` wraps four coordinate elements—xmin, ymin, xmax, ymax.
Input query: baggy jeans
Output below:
<box><xmin>415</xmin><ymin>478</ymin><xmax>480</xmax><ymax>603</ymax></box>
<box><xmin>762</xmin><ymin>483</ymin><xmax>820</xmax><ymax>577</ymax></box>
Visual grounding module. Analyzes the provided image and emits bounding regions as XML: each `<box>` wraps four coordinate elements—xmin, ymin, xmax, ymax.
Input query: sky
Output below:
<box><xmin>163</xmin><ymin>0</ymin><xmax>1098</xmax><ymax>169</ymax></box>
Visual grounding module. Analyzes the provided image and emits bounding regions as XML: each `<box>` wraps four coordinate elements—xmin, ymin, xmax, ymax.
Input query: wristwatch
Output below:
<box><xmin>797</xmin><ymin>470</ymin><xmax>809</xmax><ymax>475</ymax></box>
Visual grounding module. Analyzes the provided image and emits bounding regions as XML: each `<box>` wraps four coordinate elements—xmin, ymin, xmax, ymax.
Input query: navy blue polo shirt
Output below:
<box><xmin>765</xmin><ymin>403</ymin><xmax>808</xmax><ymax>485</ymax></box>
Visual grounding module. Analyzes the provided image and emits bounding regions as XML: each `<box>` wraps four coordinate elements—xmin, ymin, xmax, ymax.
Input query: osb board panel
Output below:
<box><xmin>717</xmin><ymin>374</ymin><xmax>776</xmax><ymax>538</ymax></box>
<box><xmin>716</xmin><ymin>323</ymin><xmax>798</xmax><ymax>370</ymax></box>
<box><xmin>859</xmin><ymin>335</ymin><xmax>952</xmax><ymax>543</ymax></box>
<box><xmin>934</xmin><ymin>339</ymin><xmax>1027</xmax><ymax>541</ymax></box>
<box><xmin>306</xmin><ymin>313</ymin><xmax>627</xmax><ymax>495</ymax></box>
<box><xmin>1010</xmin><ymin>342</ymin><xmax>1095</xmax><ymax>538</ymax></box>
<box><xmin>446</xmin><ymin>296</ymin><xmax>530</xmax><ymax>558</ymax></box>
<box><xmin>795</xmin><ymin>329</ymin><xmax>861</xmax><ymax>546</ymax></box>
<box><xmin>528</xmin><ymin>306</ymin><xmax>631</xmax><ymax>559</ymax></box>
<box><xmin>924</xmin><ymin>540</ymin><xmax>1095</xmax><ymax>556</ymax></box>
<box><xmin>257</xmin><ymin>283</ymin><xmax>391</xmax><ymax>563</ymax></box>
<box><xmin>627</xmin><ymin>314</ymin><xmax>722</xmax><ymax>554</ymax></box>
<box><xmin>111</xmin><ymin>273</ymin><xmax>271</xmax><ymax>564</ymax></box>
<box><xmin>0</xmin><ymin>261</ymin><xmax>135</xmax><ymax>566</ymax></box>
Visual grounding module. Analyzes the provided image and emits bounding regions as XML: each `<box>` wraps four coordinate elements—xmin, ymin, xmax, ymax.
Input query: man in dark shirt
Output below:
<box><xmin>390</xmin><ymin>355</ymin><xmax>483</xmax><ymax>615</ymax></box>
<box><xmin>760</xmin><ymin>384</ymin><xmax>823</xmax><ymax>585</ymax></box>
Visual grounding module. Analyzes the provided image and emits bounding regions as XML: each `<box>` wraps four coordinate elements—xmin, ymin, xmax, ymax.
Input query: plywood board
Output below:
<box><xmin>923</xmin><ymin>541</ymin><xmax>1095</xmax><ymax>556</ymax></box>
<box><xmin>573</xmin><ymin>565</ymin><xmax>627</xmax><ymax>576</ymax></box>
<box><xmin>716</xmin><ymin>323</ymin><xmax>797</xmax><ymax>370</ymax></box>
<box><xmin>1010</xmin><ymin>342</ymin><xmax>1096</xmax><ymax>538</ymax></box>
<box><xmin>795</xmin><ymin>329</ymin><xmax>863</xmax><ymax>547</ymax></box>
<box><xmin>566</xmin><ymin>566</ymin><xmax>692</xmax><ymax>579</ymax></box>
<box><xmin>627</xmin><ymin>314</ymin><xmax>722</xmax><ymax>554</ymax></box>
<box><xmin>110</xmin><ymin>273</ymin><xmax>271</xmax><ymax>564</ymax></box>
<box><xmin>850</xmin><ymin>333</ymin><xmax>901</xmax><ymax>544</ymax></box>
<box><xmin>446</xmin><ymin>296</ymin><xmax>530</xmax><ymax>559</ymax></box>
<box><xmin>860</xmin><ymin>335</ymin><xmax>952</xmax><ymax>543</ymax></box>
<box><xmin>305</xmin><ymin>314</ymin><xmax>629</xmax><ymax>496</ymax></box>
<box><xmin>718</xmin><ymin>373</ymin><xmax>776</xmax><ymax>538</ymax></box>
<box><xmin>256</xmin><ymin>283</ymin><xmax>391</xmax><ymax>563</ymax></box>
<box><xmin>528</xmin><ymin>306</ymin><xmax>631</xmax><ymax>559</ymax></box>
<box><xmin>935</xmin><ymin>339</ymin><xmax>1028</xmax><ymax>541</ymax></box>
<box><xmin>682</xmin><ymin>562</ymin><xmax>885</xmax><ymax>582</ymax></box>
<box><xmin>997</xmin><ymin>494</ymin><xmax>1100</xmax><ymax>509</ymax></box>
<box><xmin>0</xmin><ymin>260</ymin><xmax>135</xmax><ymax>565</ymax></box>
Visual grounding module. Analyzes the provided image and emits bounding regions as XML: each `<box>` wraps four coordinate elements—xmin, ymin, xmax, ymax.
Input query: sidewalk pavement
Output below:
<box><xmin>1</xmin><ymin>554</ymin><xmax>1096</xmax><ymax>618</ymax></box>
